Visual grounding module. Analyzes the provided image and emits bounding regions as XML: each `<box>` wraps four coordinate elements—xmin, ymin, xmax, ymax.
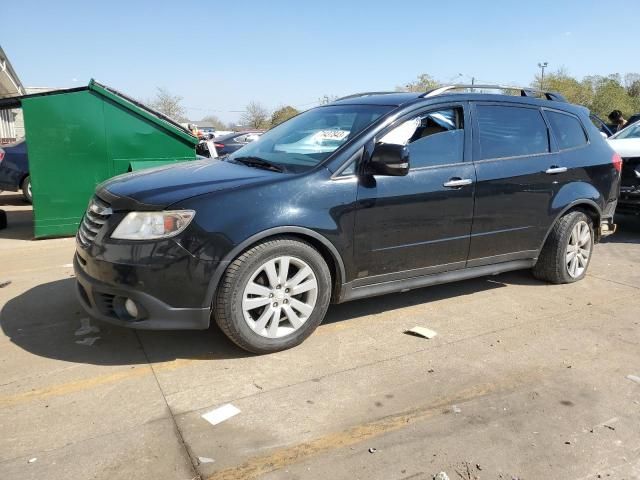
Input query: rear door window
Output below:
<box><xmin>546</xmin><ymin>111</ymin><xmax>588</xmax><ymax>150</ymax></box>
<box><xmin>476</xmin><ymin>105</ymin><xmax>549</xmax><ymax>160</ymax></box>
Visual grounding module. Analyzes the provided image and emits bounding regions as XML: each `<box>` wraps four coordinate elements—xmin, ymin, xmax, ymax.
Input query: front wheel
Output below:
<box><xmin>533</xmin><ymin>210</ymin><xmax>594</xmax><ymax>284</ymax></box>
<box><xmin>214</xmin><ymin>237</ymin><xmax>332</xmax><ymax>354</ymax></box>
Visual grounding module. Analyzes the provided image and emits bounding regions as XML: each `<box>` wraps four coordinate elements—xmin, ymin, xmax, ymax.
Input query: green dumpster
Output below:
<box><xmin>0</xmin><ymin>79</ymin><xmax>197</xmax><ymax>238</ymax></box>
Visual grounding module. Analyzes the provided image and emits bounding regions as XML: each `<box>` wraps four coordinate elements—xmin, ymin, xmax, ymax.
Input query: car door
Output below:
<box><xmin>468</xmin><ymin>102</ymin><xmax>569</xmax><ymax>266</ymax></box>
<box><xmin>353</xmin><ymin>103</ymin><xmax>476</xmax><ymax>283</ymax></box>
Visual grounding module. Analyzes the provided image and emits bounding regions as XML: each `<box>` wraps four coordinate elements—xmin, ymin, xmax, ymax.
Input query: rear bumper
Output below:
<box><xmin>617</xmin><ymin>189</ymin><xmax>640</xmax><ymax>215</ymax></box>
<box><xmin>74</xmin><ymin>254</ymin><xmax>211</xmax><ymax>330</ymax></box>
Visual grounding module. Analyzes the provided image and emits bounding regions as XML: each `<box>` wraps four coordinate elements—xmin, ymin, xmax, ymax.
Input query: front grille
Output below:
<box><xmin>78</xmin><ymin>196</ymin><xmax>112</xmax><ymax>246</ymax></box>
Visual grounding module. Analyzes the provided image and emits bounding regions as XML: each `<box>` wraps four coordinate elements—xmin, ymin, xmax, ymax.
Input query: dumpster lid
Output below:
<box><xmin>0</xmin><ymin>79</ymin><xmax>197</xmax><ymax>145</ymax></box>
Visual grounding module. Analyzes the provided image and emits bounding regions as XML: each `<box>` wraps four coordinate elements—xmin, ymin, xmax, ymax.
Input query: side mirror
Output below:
<box><xmin>367</xmin><ymin>143</ymin><xmax>410</xmax><ymax>176</ymax></box>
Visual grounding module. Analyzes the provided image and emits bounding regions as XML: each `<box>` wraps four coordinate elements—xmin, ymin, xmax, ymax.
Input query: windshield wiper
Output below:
<box><xmin>232</xmin><ymin>156</ymin><xmax>284</xmax><ymax>173</ymax></box>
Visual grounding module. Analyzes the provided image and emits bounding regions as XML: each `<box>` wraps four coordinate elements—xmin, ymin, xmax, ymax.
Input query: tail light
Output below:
<box><xmin>214</xmin><ymin>143</ymin><xmax>224</xmax><ymax>149</ymax></box>
<box><xmin>612</xmin><ymin>152</ymin><xmax>622</xmax><ymax>173</ymax></box>
<box><xmin>0</xmin><ymin>149</ymin><xmax>4</xmax><ymax>163</ymax></box>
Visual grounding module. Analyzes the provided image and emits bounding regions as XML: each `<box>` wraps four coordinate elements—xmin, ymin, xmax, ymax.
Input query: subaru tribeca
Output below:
<box><xmin>74</xmin><ymin>85</ymin><xmax>620</xmax><ymax>353</ymax></box>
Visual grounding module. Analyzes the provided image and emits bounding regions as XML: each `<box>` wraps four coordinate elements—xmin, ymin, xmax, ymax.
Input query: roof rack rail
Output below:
<box><xmin>335</xmin><ymin>91</ymin><xmax>396</xmax><ymax>101</ymax></box>
<box><xmin>421</xmin><ymin>84</ymin><xmax>567</xmax><ymax>102</ymax></box>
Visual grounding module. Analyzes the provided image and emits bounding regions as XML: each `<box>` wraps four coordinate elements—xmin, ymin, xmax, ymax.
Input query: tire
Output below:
<box><xmin>214</xmin><ymin>237</ymin><xmax>332</xmax><ymax>354</ymax></box>
<box><xmin>532</xmin><ymin>210</ymin><xmax>594</xmax><ymax>284</ymax></box>
<box><xmin>21</xmin><ymin>176</ymin><xmax>32</xmax><ymax>204</ymax></box>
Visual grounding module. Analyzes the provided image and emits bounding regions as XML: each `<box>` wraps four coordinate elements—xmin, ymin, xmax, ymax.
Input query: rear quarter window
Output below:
<box><xmin>476</xmin><ymin>105</ymin><xmax>549</xmax><ymax>160</ymax></box>
<box><xmin>546</xmin><ymin>111</ymin><xmax>588</xmax><ymax>150</ymax></box>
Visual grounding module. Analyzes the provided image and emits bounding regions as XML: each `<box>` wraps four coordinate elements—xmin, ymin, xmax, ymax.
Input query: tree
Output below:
<box><xmin>624</xmin><ymin>73</ymin><xmax>640</xmax><ymax>98</ymax></box>
<box><xmin>149</xmin><ymin>87</ymin><xmax>186</xmax><ymax>121</ymax></box>
<box><xmin>529</xmin><ymin>69</ymin><xmax>640</xmax><ymax>119</ymax></box>
<box><xmin>270</xmin><ymin>106</ymin><xmax>299</xmax><ymax>127</ymax></box>
<box><xmin>199</xmin><ymin>115</ymin><xmax>227</xmax><ymax>130</ymax></box>
<box><xmin>240</xmin><ymin>101</ymin><xmax>270</xmax><ymax>129</ymax></box>
<box><xmin>532</xmin><ymin>68</ymin><xmax>592</xmax><ymax>107</ymax></box>
<box><xmin>396</xmin><ymin>74</ymin><xmax>440</xmax><ymax>92</ymax></box>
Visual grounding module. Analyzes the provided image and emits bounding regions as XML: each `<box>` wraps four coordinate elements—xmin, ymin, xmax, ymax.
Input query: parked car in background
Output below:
<box><xmin>213</xmin><ymin>131</ymin><xmax>264</xmax><ymax>155</ymax></box>
<box><xmin>626</xmin><ymin>113</ymin><xmax>640</xmax><ymax>127</ymax></box>
<box><xmin>0</xmin><ymin>139</ymin><xmax>31</xmax><ymax>203</ymax></box>
<box><xmin>608</xmin><ymin>120</ymin><xmax>640</xmax><ymax>214</ymax></box>
<box><xmin>74</xmin><ymin>84</ymin><xmax>620</xmax><ymax>354</ymax></box>
<box><xmin>590</xmin><ymin>114</ymin><xmax>615</xmax><ymax>137</ymax></box>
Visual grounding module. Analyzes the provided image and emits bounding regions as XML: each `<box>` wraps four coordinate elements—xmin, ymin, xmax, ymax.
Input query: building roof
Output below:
<box><xmin>0</xmin><ymin>45</ymin><xmax>25</xmax><ymax>98</ymax></box>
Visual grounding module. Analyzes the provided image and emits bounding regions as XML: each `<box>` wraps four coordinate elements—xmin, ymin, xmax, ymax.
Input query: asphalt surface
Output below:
<box><xmin>1</xmin><ymin>191</ymin><xmax>639</xmax><ymax>480</ymax></box>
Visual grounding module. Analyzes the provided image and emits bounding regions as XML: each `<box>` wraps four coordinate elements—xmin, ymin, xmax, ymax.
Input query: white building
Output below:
<box><xmin>0</xmin><ymin>45</ymin><xmax>25</xmax><ymax>143</ymax></box>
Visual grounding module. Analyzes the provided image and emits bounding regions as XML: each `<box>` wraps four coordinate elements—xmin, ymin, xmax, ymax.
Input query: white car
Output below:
<box><xmin>608</xmin><ymin>120</ymin><xmax>640</xmax><ymax>214</ymax></box>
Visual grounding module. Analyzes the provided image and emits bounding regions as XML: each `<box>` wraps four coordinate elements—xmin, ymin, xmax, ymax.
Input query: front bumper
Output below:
<box><xmin>74</xmin><ymin>254</ymin><xmax>211</xmax><ymax>330</ymax></box>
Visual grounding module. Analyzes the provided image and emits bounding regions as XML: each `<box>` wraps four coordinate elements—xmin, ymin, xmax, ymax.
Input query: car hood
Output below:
<box><xmin>607</xmin><ymin>138</ymin><xmax>640</xmax><ymax>158</ymax></box>
<box><xmin>97</xmin><ymin>159</ymin><xmax>280</xmax><ymax>210</ymax></box>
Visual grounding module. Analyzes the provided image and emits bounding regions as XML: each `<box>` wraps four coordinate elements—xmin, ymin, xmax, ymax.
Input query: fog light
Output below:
<box><xmin>124</xmin><ymin>298</ymin><xmax>139</xmax><ymax>318</ymax></box>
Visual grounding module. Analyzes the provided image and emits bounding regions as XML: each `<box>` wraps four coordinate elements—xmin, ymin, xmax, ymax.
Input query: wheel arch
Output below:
<box><xmin>204</xmin><ymin>226</ymin><xmax>346</xmax><ymax>308</ymax></box>
<box><xmin>539</xmin><ymin>199</ymin><xmax>602</xmax><ymax>251</ymax></box>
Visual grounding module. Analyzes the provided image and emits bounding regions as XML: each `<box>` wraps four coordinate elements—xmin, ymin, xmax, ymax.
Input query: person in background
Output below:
<box><xmin>608</xmin><ymin>110</ymin><xmax>628</xmax><ymax>132</ymax></box>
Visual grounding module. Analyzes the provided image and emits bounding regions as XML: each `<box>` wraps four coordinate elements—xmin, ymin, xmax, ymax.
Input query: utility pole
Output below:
<box><xmin>537</xmin><ymin>62</ymin><xmax>548</xmax><ymax>90</ymax></box>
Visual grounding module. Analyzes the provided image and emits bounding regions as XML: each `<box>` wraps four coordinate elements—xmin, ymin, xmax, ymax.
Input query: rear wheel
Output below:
<box><xmin>214</xmin><ymin>237</ymin><xmax>332</xmax><ymax>354</ymax></box>
<box><xmin>21</xmin><ymin>176</ymin><xmax>32</xmax><ymax>203</ymax></box>
<box><xmin>533</xmin><ymin>210</ymin><xmax>594</xmax><ymax>284</ymax></box>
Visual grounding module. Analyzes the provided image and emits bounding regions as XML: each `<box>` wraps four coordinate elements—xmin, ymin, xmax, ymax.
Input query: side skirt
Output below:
<box><xmin>337</xmin><ymin>259</ymin><xmax>536</xmax><ymax>303</ymax></box>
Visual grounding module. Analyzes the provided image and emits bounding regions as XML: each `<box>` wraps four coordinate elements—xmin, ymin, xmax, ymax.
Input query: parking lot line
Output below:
<box><xmin>0</xmin><ymin>357</ymin><xmax>197</xmax><ymax>408</ymax></box>
<box><xmin>204</xmin><ymin>374</ymin><xmax>534</xmax><ymax>480</ymax></box>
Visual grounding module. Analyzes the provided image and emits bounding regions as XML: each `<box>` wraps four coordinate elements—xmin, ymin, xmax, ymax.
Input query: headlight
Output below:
<box><xmin>111</xmin><ymin>210</ymin><xmax>195</xmax><ymax>240</ymax></box>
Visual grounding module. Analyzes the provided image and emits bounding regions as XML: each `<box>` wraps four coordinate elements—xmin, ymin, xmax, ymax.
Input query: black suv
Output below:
<box><xmin>74</xmin><ymin>85</ymin><xmax>620</xmax><ymax>353</ymax></box>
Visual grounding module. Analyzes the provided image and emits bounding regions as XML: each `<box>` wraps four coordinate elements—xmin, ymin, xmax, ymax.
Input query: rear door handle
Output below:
<box><xmin>443</xmin><ymin>178</ymin><xmax>473</xmax><ymax>188</ymax></box>
<box><xmin>545</xmin><ymin>166</ymin><xmax>567</xmax><ymax>174</ymax></box>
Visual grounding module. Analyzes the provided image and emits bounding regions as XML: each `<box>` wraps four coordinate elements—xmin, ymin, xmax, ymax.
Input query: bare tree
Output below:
<box><xmin>149</xmin><ymin>87</ymin><xmax>186</xmax><ymax>121</ymax></box>
<box><xmin>241</xmin><ymin>101</ymin><xmax>270</xmax><ymax>129</ymax></box>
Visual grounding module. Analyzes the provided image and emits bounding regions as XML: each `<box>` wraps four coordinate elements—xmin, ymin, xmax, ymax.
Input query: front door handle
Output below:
<box><xmin>545</xmin><ymin>166</ymin><xmax>567</xmax><ymax>174</ymax></box>
<box><xmin>443</xmin><ymin>178</ymin><xmax>473</xmax><ymax>188</ymax></box>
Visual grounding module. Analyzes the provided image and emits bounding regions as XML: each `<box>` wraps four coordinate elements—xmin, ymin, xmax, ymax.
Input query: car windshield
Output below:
<box><xmin>613</xmin><ymin>120</ymin><xmax>640</xmax><ymax>139</ymax></box>
<box><xmin>227</xmin><ymin>104</ymin><xmax>394</xmax><ymax>171</ymax></box>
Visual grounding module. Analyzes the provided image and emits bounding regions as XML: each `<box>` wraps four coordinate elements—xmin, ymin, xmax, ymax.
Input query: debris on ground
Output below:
<box><xmin>0</xmin><ymin>280</ymin><xmax>11</xmax><ymax>288</ymax></box>
<box><xmin>433</xmin><ymin>472</ymin><xmax>450</xmax><ymax>480</ymax></box>
<box><xmin>604</xmin><ymin>424</ymin><xmax>616</xmax><ymax>430</ymax></box>
<box><xmin>626</xmin><ymin>374</ymin><xmax>640</xmax><ymax>385</ymax></box>
<box><xmin>405</xmin><ymin>326</ymin><xmax>438</xmax><ymax>339</ymax></box>
<box><xmin>452</xmin><ymin>405</ymin><xmax>462</xmax><ymax>414</ymax></box>
<box><xmin>61</xmin><ymin>263</ymin><xmax>74</xmax><ymax>268</ymax></box>
<box><xmin>368</xmin><ymin>447</ymin><xmax>377</xmax><ymax>453</ymax></box>
<box><xmin>74</xmin><ymin>317</ymin><xmax>100</xmax><ymax>336</ymax></box>
<box><xmin>75</xmin><ymin>336</ymin><xmax>100</xmax><ymax>346</ymax></box>
<box><xmin>197</xmin><ymin>456</ymin><xmax>215</xmax><ymax>464</ymax></box>
<box><xmin>28</xmin><ymin>457</ymin><xmax>37</xmax><ymax>463</ymax></box>
<box><xmin>201</xmin><ymin>403</ymin><xmax>241</xmax><ymax>426</ymax></box>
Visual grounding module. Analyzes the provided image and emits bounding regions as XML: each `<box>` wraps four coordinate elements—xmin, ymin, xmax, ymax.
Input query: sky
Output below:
<box><xmin>2</xmin><ymin>0</ymin><xmax>638</xmax><ymax>124</ymax></box>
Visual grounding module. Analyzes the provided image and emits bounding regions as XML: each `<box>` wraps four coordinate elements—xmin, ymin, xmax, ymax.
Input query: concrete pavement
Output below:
<box><xmin>1</xmin><ymin>191</ymin><xmax>639</xmax><ymax>479</ymax></box>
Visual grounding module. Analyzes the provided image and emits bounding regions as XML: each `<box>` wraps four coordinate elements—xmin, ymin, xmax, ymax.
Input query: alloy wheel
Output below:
<box><xmin>566</xmin><ymin>220</ymin><xmax>591</xmax><ymax>278</ymax></box>
<box><xmin>241</xmin><ymin>256</ymin><xmax>318</xmax><ymax>338</ymax></box>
